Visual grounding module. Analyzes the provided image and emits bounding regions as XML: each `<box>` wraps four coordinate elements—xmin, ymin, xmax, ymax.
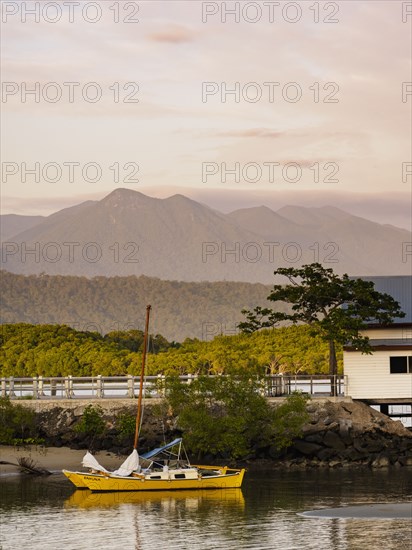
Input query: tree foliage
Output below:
<box><xmin>75</xmin><ymin>404</ymin><xmax>106</xmax><ymax>437</ymax></box>
<box><xmin>0</xmin><ymin>323</ymin><xmax>174</xmax><ymax>377</ymax></box>
<box><xmin>239</xmin><ymin>263</ymin><xmax>404</xmax><ymax>392</ymax></box>
<box><xmin>271</xmin><ymin>392</ymin><xmax>311</xmax><ymax>451</ymax></box>
<box><xmin>0</xmin><ymin>397</ymin><xmax>37</xmax><ymax>444</ymax></box>
<box><xmin>115</xmin><ymin>411</ymin><xmax>136</xmax><ymax>444</ymax></box>
<box><xmin>0</xmin><ymin>323</ymin><xmax>340</xmax><ymax>377</ymax></box>
<box><xmin>74</xmin><ymin>404</ymin><xmax>107</xmax><ymax>450</ymax></box>
<box><xmin>161</xmin><ymin>376</ymin><xmax>309</xmax><ymax>460</ymax></box>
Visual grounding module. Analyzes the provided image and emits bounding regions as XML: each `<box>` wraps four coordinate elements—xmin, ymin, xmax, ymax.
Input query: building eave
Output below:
<box><xmin>363</xmin><ymin>322</ymin><xmax>412</xmax><ymax>330</ymax></box>
<box><xmin>344</xmin><ymin>345</ymin><xmax>412</xmax><ymax>352</ymax></box>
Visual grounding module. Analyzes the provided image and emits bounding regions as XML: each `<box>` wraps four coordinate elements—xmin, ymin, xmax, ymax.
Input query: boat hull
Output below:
<box><xmin>63</xmin><ymin>469</ymin><xmax>245</xmax><ymax>492</ymax></box>
<box><xmin>62</xmin><ymin>470</ymin><xmax>89</xmax><ymax>489</ymax></box>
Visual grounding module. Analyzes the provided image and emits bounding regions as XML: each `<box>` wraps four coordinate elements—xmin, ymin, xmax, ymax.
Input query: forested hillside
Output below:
<box><xmin>0</xmin><ymin>271</ymin><xmax>275</xmax><ymax>341</ymax></box>
<box><xmin>0</xmin><ymin>323</ymin><xmax>342</xmax><ymax>377</ymax></box>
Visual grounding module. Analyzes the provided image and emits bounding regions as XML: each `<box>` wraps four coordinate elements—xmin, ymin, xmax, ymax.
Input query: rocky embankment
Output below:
<box><xmin>23</xmin><ymin>400</ymin><xmax>166</xmax><ymax>454</ymax></box>
<box><xmin>287</xmin><ymin>400</ymin><xmax>412</xmax><ymax>468</ymax></box>
<box><xmin>17</xmin><ymin>398</ymin><xmax>412</xmax><ymax>468</ymax></box>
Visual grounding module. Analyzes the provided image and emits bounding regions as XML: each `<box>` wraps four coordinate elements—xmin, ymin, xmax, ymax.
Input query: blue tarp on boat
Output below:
<box><xmin>141</xmin><ymin>438</ymin><xmax>182</xmax><ymax>460</ymax></box>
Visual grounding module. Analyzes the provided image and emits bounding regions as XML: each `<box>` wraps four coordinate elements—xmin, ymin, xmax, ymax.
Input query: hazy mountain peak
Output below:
<box><xmin>167</xmin><ymin>193</ymin><xmax>188</xmax><ymax>200</ymax></box>
<box><xmin>100</xmin><ymin>188</ymin><xmax>157</xmax><ymax>209</ymax></box>
<box><xmin>165</xmin><ymin>193</ymin><xmax>209</xmax><ymax>208</ymax></box>
<box><xmin>103</xmin><ymin>188</ymin><xmax>146</xmax><ymax>200</ymax></box>
<box><xmin>165</xmin><ymin>193</ymin><xmax>195</xmax><ymax>203</ymax></box>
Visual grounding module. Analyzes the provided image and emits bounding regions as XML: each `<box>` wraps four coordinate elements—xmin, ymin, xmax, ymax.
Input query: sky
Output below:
<box><xmin>1</xmin><ymin>0</ymin><xmax>411</xmax><ymax>229</ymax></box>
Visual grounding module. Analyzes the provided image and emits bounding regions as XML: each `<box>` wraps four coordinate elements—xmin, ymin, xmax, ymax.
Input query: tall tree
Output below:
<box><xmin>238</xmin><ymin>263</ymin><xmax>404</xmax><ymax>395</ymax></box>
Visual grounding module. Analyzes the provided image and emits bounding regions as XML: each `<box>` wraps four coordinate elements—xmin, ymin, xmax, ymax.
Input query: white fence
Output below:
<box><xmin>0</xmin><ymin>374</ymin><xmax>347</xmax><ymax>400</ymax></box>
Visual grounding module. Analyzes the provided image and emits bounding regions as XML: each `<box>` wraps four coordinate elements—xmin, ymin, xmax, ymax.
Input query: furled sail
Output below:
<box><xmin>82</xmin><ymin>451</ymin><xmax>109</xmax><ymax>473</ymax></box>
<box><xmin>112</xmin><ymin>449</ymin><xmax>139</xmax><ymax>477</ymax></box>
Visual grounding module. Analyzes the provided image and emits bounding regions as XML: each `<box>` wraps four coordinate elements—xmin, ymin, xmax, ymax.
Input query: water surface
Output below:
<box><xmin>1</xmin><ymin>468</ymin><xmax>411</xmax><ymax>550</ymax></box>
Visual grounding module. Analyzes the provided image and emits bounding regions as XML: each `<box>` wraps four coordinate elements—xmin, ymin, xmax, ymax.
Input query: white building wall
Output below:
<box><xmin>344</xmin><ymin>350</ymin><xmax>412</xmax><ymax>399</ymax></box>
<box><xmin>362</xmin><ymin>327</ymin><xmax>412</xmax><ymax>340</ymax></box>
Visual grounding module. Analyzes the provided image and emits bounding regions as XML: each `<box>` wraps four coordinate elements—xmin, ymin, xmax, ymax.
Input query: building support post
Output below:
<box><xmin>380</xmin><ymin>404</ymin><xmax>389</xmax><ymax>416</ymax></box>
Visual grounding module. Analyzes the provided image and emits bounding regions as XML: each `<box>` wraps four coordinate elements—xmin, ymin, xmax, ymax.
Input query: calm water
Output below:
<box><xmin>0</xmin><ymin>469</ymin><xmax>411</xmax><ymax>550</ymax></box>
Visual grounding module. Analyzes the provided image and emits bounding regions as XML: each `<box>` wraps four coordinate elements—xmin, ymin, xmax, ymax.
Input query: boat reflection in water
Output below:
<box><xmin>65</xmin><ymin>487</ymin><xmax>245</xmax><ymax>510</ymax></box>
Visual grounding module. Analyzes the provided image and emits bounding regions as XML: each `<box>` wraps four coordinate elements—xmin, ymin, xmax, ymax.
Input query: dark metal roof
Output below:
<box><xmin>355</xmin><ymin>276</ymin><xmax>412</xmax><ymax>324</ymax></box>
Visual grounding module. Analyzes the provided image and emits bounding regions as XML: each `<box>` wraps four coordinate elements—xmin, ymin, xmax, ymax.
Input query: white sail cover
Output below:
<box><xmin>112</xmin><ymin>449</ymin><xmax>139</xmax><ymax>477</ymax></box>
<box><xmin>82</xmin><ymin>450</ymin><xmax>139</xmax><ymax>477</ymax></box>
<box><xmin>82</xmin><ymin>451</ymin><xmax>110</xmax><ymax>473</ymax></box>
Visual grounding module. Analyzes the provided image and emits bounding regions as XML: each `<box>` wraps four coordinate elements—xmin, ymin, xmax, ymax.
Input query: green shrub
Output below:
<box><xmin>116</xmin><ymin>412</ymin><xmax>136</xmax><ymax>443</ymax></box>
<box><xmin>0</xmin><ymin>397</ymin><xmax>37</xmax><ymax>444</ymax></box>
<box><xmin>75</xmin><ymin>405</ymin><xmax>106</xmax><ymax>437</ymax></box>
<box><xmin>271</xmin><ymin>392</ymin><xmax>310</xmax><ymax>451</ymax></box>
<box><xmin>161</xmin><ymin>376</ymin><xmax>309</xmax><ymax>461</ymax></box>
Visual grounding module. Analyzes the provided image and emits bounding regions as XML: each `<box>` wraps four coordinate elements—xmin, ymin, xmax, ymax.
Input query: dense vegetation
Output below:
<box><xmin>160</xmin><ymin>376</ymin><xmax>310</xmax><ymax>460</ymax></box>
<box><xmin>0</xmin><ymin>271</ymin><xmax>273</xmax><ymax>341</ymax></box>
<box><xmin>0</xmin><ymin>397</ymin><xmax>39</xmax><ymax>445</ymax></box>
<box><xmin>0</xmin><ymin>323</ymin><xmax>342</xmax><ymax>377</ymax></box>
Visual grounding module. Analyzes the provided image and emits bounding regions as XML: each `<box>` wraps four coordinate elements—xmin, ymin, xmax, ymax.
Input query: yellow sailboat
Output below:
<box><xmin>63</xmin><ymin>306</ymin><xmax>246</xmax><ymax>492</ymax></box>
<box><xmin>63</xmin><ymin>437</ymin><xmax>245</xmax><ymax>491</ymax></box>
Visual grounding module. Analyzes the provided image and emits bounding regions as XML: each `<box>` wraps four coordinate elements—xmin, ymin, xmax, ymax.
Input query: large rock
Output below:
<box><xmin>340</xmin><ymin>447</ymin><xmax>366</xmax><ymax>461</ymax></box>
<box><xmin>356</xmin><ymin>436</ymin><xmax>385</xmax><ymax>454</ymax></box>
<box><xmin>371</xmin><ymin>455</ymin><xmax>390</xmax><ymax>468</ymax></box>
<box><xmin>317</xmin><ymin>448</ymin><xmax>337</xmax><ymax>461</ymax></box>
<box><xmin>287</xmin><ymin>399</ymin><xmax>412</xmax><ymax>467</ymax></box>
<box><xmin>292</xmin><ymin>440</ymin><xmax>323</xmax><ymax>456</ymax></box>
<box><xmin>323</xmin><ymin>431</ymin><xmax>346</xmax><ymax>452</ymax></box>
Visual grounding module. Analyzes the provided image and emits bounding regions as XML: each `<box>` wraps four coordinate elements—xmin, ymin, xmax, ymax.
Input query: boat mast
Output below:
<box><xmin>134</xmin><ymin>304</ymin><xmax>151</xmax><ymax>450</ymax></box>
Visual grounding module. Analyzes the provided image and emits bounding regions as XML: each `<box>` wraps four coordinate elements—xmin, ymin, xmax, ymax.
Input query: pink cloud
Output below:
<box><xmin>218</xmin><ymin>129</ymin><xmax>286</xmax><ymax>139</ymax></box>
<box><xmin>148</xmin><ymin>25</ymin><xmax>195</xmax><ymax>44</ymax></box>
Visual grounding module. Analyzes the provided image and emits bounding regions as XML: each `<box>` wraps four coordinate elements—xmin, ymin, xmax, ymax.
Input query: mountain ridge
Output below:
<box><xmin>1</xmin><ymin>188</ymin><xmax>410</xmax><ymax>282</ymax></box>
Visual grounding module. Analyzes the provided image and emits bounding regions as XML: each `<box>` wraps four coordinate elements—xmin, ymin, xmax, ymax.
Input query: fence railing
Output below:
<box><xmin>0</xmin><ymin>374</ymin><xmax>347</xmax><ymax>400</ymax></box>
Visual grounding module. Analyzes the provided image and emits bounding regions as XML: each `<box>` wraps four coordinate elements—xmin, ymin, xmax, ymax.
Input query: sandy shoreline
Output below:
<box><xmin>300</xmin><ymin>503</ymin><xmax>412</xmax><ymax>519</ymax></box>
<box><xmin>0</xmin><ymin>445</ymin><xmax>126</xmax><ymax>475</ymax></box>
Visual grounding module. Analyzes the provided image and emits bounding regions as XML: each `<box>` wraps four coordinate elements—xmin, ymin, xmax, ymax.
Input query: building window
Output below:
<box><xmin>389</xmin><ymin>356</ymin><xmax>412</xmax><ymax>374</ymax></box>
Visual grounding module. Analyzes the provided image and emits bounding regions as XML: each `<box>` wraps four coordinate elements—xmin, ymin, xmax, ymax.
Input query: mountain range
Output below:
<box><xmin>1</xmin><ymin>188</ymin><xmax>410</xmax><ymax>282</ymax></box>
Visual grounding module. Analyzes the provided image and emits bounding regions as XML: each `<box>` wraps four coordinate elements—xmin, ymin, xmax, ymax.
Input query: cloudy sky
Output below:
<box><xmin>1</xmin><ymin>0</ymin><xmax>411</xmax><ymax>228</ymax></box>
